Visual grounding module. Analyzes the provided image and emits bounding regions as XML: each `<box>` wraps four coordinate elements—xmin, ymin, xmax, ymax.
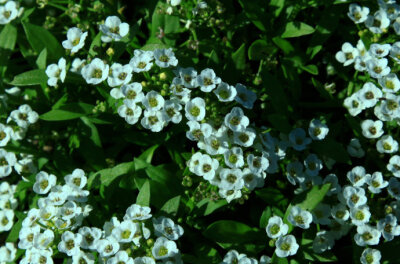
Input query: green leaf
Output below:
<box><xmin>89</xmin><ymin>32</ymin><xmax>102</xmax><ymax>57</ymax></box>
<box><xmin>259</xmin><ymin>207</ymin><xmax>272</xmax><ymax>228</ymax></box>
<box><xmin>6</xmin><ymin>213</ymin><xmax>25</xmax><ymax>242</ymax></box>
<box><xmin>40</xmin><ymin>103</ymin><xmax>94</xmax><ymax>121</ymax></box>
<box><xmin>203</xmin><ymin>220</ymin><xmax>264</xmax><ymax>244</ymax></box>
<box><xmin>136</xmin><ymin>180</ymin><xmax>151</xmax><ymax>206</ymax></box>
<box><xmin>9</xmin><ymin>69</ymin><xmax>47</xmax><ymax>86</ymax></box>
<box><xmin>138</xmin><ymin>145</ymin><xmax>159</xmax><ymax>163</ymax></box>
<box><xmin>36</xmin><ymin>48</ymin><xmax>47</xmax><ymax>69</ymax></box>
<box><xmin>248</xmin><ymin>40</ymin><xmax>275</xmax><ymax>60</ymax></box>
<box><xmin>302</xmin><ymin>250</ymin><xmax>338</xmax><ymax>262</ymax></box>
<box><xmin>160</xmin><ymin>195</ymin><xmax>181</xmax><ymax>216</ymax></box>
<box><xmin>269</xmin><ymin>0</ymin><xmax>285</xmax><ymax>17</ymax></box>
<box><xmin>22</xmin><ymin>22</ymin><xmax>64</xmax><ymax>59</ymax></box>
<box><xmin>88</xmin><ymin>161</ymin><xmax>135</xmax><ymax>188</ymax></box>
<box><xmin>232</xmin><ymin>43</ymin><xmax>246</xmax><ymax>70</ymax></box>
<box><xmin>300</xmin><ymin>64</ymin><xmax>318</xmax><ymax>75</ymax></box>
<box><xmin>311</xmin><ymin>138</ymin><xmax>351</xmax><ymax>164</ymax></box>
<box><xmin>272</xmin><ymin>37</ymin><xmax>294</xmax><ymax>55</ymax></box>
<box><xmin>281</xmin><ymin>22</ymin><xmax>315</xmax><ymax>38</ymax></box>
<box><xmin>0</xmin><ymin>24</ymin><xmax>17</xmax><ymax>67</ymax></box>
<box><xmin>204</xmin><ymin>199</ymin><xmax>228</xmax><ymax>216</ymax></box>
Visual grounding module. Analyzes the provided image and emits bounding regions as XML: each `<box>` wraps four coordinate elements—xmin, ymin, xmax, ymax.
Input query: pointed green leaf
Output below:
<box><xmin>281</xmin><ymin>22</ymin><xmax>315</xmax><ymax>38</ymax></box>
<box><xmin>9</xmin><ymin>69</ymin><xmax>47</xmax><ymax>86</ymax></box>
<box><xmin>136</xmin><ymin>180</ymin><xmax>151</xmax><ymax>206</ymax></box>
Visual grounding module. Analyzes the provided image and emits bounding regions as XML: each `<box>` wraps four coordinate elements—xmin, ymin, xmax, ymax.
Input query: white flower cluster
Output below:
<box><xmin>0</xmin><ymin>181</ymin><xmax>17</xmax><ymax>236</ymax></box>
<box><xmin>220</xmin><ymin>250</ymin><xmax>271</xmax><ymax>264</ymax></box>
<box><xmin>0</xmin><ymin>0</ymin><xmax>22</xmax><ymax>25</ymax></box>
<box><xmin>17</xmin><ymin>168</ymin><xmax>184</xmax><ymax>263</ymax></box>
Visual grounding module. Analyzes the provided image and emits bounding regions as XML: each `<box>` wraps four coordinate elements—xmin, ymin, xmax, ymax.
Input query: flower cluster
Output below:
<box><xmin>220</xmin><ymin>250</ymin><xmax>271</xmax><ymax>264</ymax></box>
<box><xmin>0</xmin><ymin>0</ymin><xmax>22</xmax><ymax>25</ymax></box>
<box><xmin>17</xmin><ymin>168</ymin><xmax>184</xmax><ymax>263</ymax></box>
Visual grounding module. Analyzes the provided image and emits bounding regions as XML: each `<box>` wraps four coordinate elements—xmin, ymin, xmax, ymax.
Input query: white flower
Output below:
<box><xmin>97</xmin><ymin>236</ymin><xmax>120</xmax><ymax>257</ymax></box>
<box><xmin>378</xmin><ymin>73</ymin><xmax>400</xmax><ymax>93</ymax></box>
<box><xmin>70</xmin><ymin>58</ymin><xmax>86</xmax><ymax>73</ymax></box>
<box><xmin>360</xmin><ymin>248</ymin><xmax>381</xmax><ymax>264</ymax></box>
<box><xmin>247</xmin><ymin>154</ymin><xmax>269</xmax><ymax>174</ymax></box>
<box><xmin>366</xmin><ymin>172</ymin><xmax>388</xmax><ymax>193</ymax></box>
<box><xmin>129</xmin><ymin>50</ymin><xmax>154</xmax><ymax>72</ymax></box>
<box><xmin>289</xmin><ymin>128</ymin><xmax>311</xmax><ymax>151</ymax></box>
<box><xmin>124</xmin><ymin>204</ymin><xmax>152</xmax><ymax>221</ymax></box>
<box><xmin>219</xmin><ymin>189</ymin><xmax>242</xmax><ymax>203</ymax></box>
<box><xmin>193</xmin><ymin>154</ymin><xmax>219</xmax><ymax>181</ymax></box>
<box><xmin>0</xmin><ymin>1</ymin><xmax>18</xmax><ymax>25</ymax></box>
<box><xmin>33</xmin><ymin>171</ymin><xmax>57</xmax><ymax>194</ymax></box>
<box><xmin>8</xmin><ymin>104</ymin><xmax>38</xmax><ymax>128</ymax></box>
<box><xmin>343</xmin><ymin>185</ymin><xmax>368</xmax><ymax>208</ymax></box>
<box><xmin>242</xmin><ymin>168</ymin><xmax>265</xmax><ymax>190</ymax></box>
<box><xmin>170</xmin><ymin>0</ymin><xmax>181</xmax><ymax>6</ymax></box>
<box><xmin>285</xmin><ymin>161</ymin><xmax>305</xmax><ymax>185</ymax></box>
<box><xmin>154</xmin><ymin>48</ymin><xmax>178</xmax><ymax>68</ymax></box>
<box><xmin>344</xmin><ymin>93</ymin><xmax>365</xmax><ymax>116</ymax></box>
<box><xmin>365</xmin><ymin>10</ymin><xmax>390</xmax><ymax>34</ymax></box>
<box><xmin>162</xmin><ymin>100</ymin><xmax>182</xmax><ymax>124</ymax></box>
<box><xmin>233</xmin><ymin>128</ymin><xmax>256</xmax><ymax>147</ymax></box>
<box><xmin>312</xmin><ymin>230</ymin><xmax>334</xmax><ymax>253</ymax></box>
<box><xmin>186</xmin><ymin>121</ymin><xmax>212</xmax><ymax>141</ymax></box>
<box><xmin>377</xmin><ymin>214</ymin><xmax>400</xmax><ymax>241</ymax></box>
<box><xmin>324</xmin><ymin>174</ymin><xmax>342</xmax><ymax>196</ymax></box>
<box><xmin>197</xmin><ymin>68</ymin><xmax>221</xmax><ymax>92</ymax></box>
<box><xmin>177</xmin><ymin>67</ymin><xmax>198</xmax><ymax>88</ymax></box>
<box><xmin>0</xmin><ymin>209</ymin><xmax>13</xmax><ymax>231</ymax></box>
<box><xmin>366</xmin><ymin>58</ymin><xmax>391</xmax><ymax>79</ymax></box>
<box><xmin>347</xmin><ymin>4</ymin><xmax>369</xmax><ymax>23</ymax></box>
<box><xmin>346</xmin><ymin>166</ymin><xmax>367</xmax><ymax>187</ymax></box>
<box><xmin>79</xmin><ymin>227</ymin><xmax>102</xmax><ymax>250</ymax></box>
<box><xmin>354</xmin><ymin>225</ymin><xmax>381</xmax><ymax>246</ymax></box>
<box><xmin>107</xmin><ymin>63</ymin><xmax>133</xmax><ymax>87</ymax></box>
<box><xmin>388</xmin><ymin>178</ymin><xmax>400</xmax><ymax>200</ymax></box>
<box><xmin>308</xmin><ymin>119</ymin><xmax>328</xmax><ymax>140</ymax></box>
<box><xmin>141</xmin><ymin>109</ymin><xmax>165</xmax><ymax>132</ymax></box>
<box><xmin>369</xmin><ymin>43</ymin><xmax>391</xmax><ymax>57</ymax></box>
<box><xmin>266</xmin><ymin>216</ymin><xmax>288</xmax><ymax>239</ymax></box>
<box><xmin>377</xmin><ymin>135</ymin><xmax>398</xmax><ymax>154</ymax></box>
<box><xmin>64</xmin><ymin>168</ymin><xmax>87</xmax><ymax>189</ymax></box>
<box><xmin>58</xmin><ymin>231</ymin><xmax>82</xmax><ymax>256</ymax></box>
<box><xmin>199</xmin><ymin>133</ymin><xmax>229</xmax><ymax>155</ymax></box>
<box><xmin>350</xmin><ymin>205</ymin><xmax>371</xmax><ymax>226</ymax></box>
<box><xmin>142</xmin><ymin>91</ymin><xmax>165</xmax><ymax>111</ymax></box>
<box><xmin>288</xmin><ymin>206</ymin><xmax>312</xmax><ymax>229</ymax></box>
<box><xmin>108</xmin><ymin>251</ymin><xmax>134</xmax><ymax>264</ymax></box>
<box><xmin>357</xmin><ymin>82</ymin><xmax>382</xmax><ymax>108</ymax></box>
<box><xmin>62</xmin><ymin>27</ymin><xmax>88</xmax><ymax>53</ymax></box>
<box><xmin>153</xmin><ymin>216</ymin><xmax>184</xmax><ymax>240</ymax></box>
<box><xmin>390</xmin><ymin>42</ymin><xmax>400</xmax><ymax>62</ymax></box>
<box><xmin>133</xmin><ymin>257</ymin><xmax>156</xmax><ymax>264</ymax></box>
<box><xmin>14</xmin><ymin>156</ymin><xmax>37</xmax><ymax>175</ymax></box>
<box><xmin>214</xmin><ymin>82</ymin><xmax>237</xmax><ymax>102</ymax></box>
<box><xmin>0</xmin><ymin>149</ymin><xmax>16</xmax><ymax>178</ymax></box>
<box><xmin>335</xmin><ymin>42</ymin><xmax>359</xmax><ymax>66</ymax></box>
<box><xmin>0</xmin><ymin>124</ymin><xmax>12</xmax><ymax>147</ymax></box>
<box><xmin>0</xmin><ymin>242</ymin><xmax>16</xmax><ymax>263</ymax></box>
<box><xmin>381</xmin><ymin>93</ymin><xmax>400</xmax><ymax>118</ymax></box>
<box><xmin>331</xmin><ymin>203</ymin><xmax>350</xmax><ymax>223</ymax></box>
<box><xmin>100</xmin><ymin>16</ymin><xmax>129</xmax><ymax>42</ymax></box>
<box><xmin>387</xmin><ymin>155</ymin><xmax>400</xmax><ymax>177</ymax></box>
<box><xmin>185</xmin><ymin>97</ymin><xmax>206</xmax><ymax>121</ymax></box>
<box><xmin>235</xmin><ymin>83</ymin><xmax>257</xmax><ymax>109</ymax></box>
<box><xmin>45</xmin><ymin>58</ymin><xmax>67</xmax><ymax>87</ymax></box>
<box><xmin>274</xmin><ymin>235</ymin><xmax>299</xmax><ymax>258</ymax></box>
<box><xmin>361</xmin><ymin>119</ymin><xmax>384</xmax><ymax>139</ymax></box>
<box><xmin>81</xmin><ymin>58</ymin><xmax>109</xmax><ymax>85</ymax></box>
<box><xmin>347</xmin><ymin>138</ymin><xmax>365</xmax><ymax>158</ymax></box>
<box><xmin>218</xmin><ymin>168</ymin><xmax>244</xmax><ymax>190</ymax></box>
<box><xmin>72</xmin><ymin>251</ymin><xmax>95</xmax><ymax>264</ymax></box>
<box><xmin>152</xmin><ymin>237</ymin><xmax>179</xmax><ymax>260</ymax></box>
<box><xmin>224</xmin><ymin>147</ymin><xmax>244</xmax><ymax>169</ymax></box>
<box><xmin>304</xmin><ymin>154</ymin><xmax>322</xmax><ymax>177</ymax></box>
<box><xmin>224</xmin><ymin>107</ymin><xmax>249</xmax><ymax>132</ymax></box>
<box><xmin>112</xmin><ymin>220</ymin><xmax>136</xmax><ymax>243</ymax></box>
<box><xmin>34</xmin><ymin>229</ymin><xmax>54</xmax><ymax>250</ymax></box>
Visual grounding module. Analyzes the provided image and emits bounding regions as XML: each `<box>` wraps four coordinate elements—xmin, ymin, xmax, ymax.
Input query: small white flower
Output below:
<box><xmin>247</xmin><ymin>154</ymin><xmax>269</xmax><ymax>174</ymax></box>
<box><xmin>224</xmin><ymin>147</ymin><xmax>244</xmax><ymax>169</ymax></box>
<box><xmin>97</xmin><ymin>236</ymin><xmax>120</xmax><ymax>257</ymax></box>
<box><xmin>108</xmin><ymin>251</ymin><xmax>134</xmax><ymax>264</ymax></box>
<box><xmin>361</xmin><ymin>119</ymin><xmax>384</xmax><ymax>139</ymax></box>
<box><xmin>350</xmin><ymin>205</ymin><xmax>371</xmax><ymax>226</ymax></box>
<box><xmin>365</xmin><ymin>10</ymin><xmax>390</xmax><ymax>34</ymax></box>
<box><xmin>369</xmin><ymin>43</ymin><xmax>391</xmax><ymax>58</ymax></box>
<box><xmin>360</xmin><ymin>248</ymin><xmax>381</xmax><ymax>264</ymax></box>
<box><xmin>218</xmin><ymin>168</ymin><xmax>244</xmax><ymax>190</ymax></box>
<box><xmin>233</xmin><ymin>128</ymin><xmax>256</xmax><ymax>147</ymax></box>
<box><xmin>357</xmin><ymin>82</ymin><xmax>382</xmax><ymax>108</ymax></box>
<box><xmin>65</xmin><ymin>168</ymin><xmax>87</xmax><ymax>189</ymax></box>
<box><xmin>129</xmin><ymin>50</ymin><xmax>154</xmax><ymax>72</ymax></box>
<box><xmin>0</xmin><ymin>1</ymin><xmax>18</xmax><ymax>25</ymax></box>
<box><xmin>81</xmin><ymin>58</ymin><xmax>109</xmax><ymax>85</ymax></box>
<box><xmin>162</xmin><ymin>99</ymin><xmax>182</xmax><ymax>124</ymax></box>
<box><xmin>224</xmin><ymin>107</ymin><xmax>249</xmax><ymax>132</ymax></box>
<box><xmin>388</xmin><ymin>178</ymin><xmax>400</xmax><ymax>200</ymax></box>
<box><xmin>142</xmin><ymin>91</ymin><xmax>165</xmax><ymax>111</ymax></box>
<box><xmin>343</xmin><ymin>185</ymin><xmax>368</xmax><ymax>208</ymax></box>
<box><xmin>185</xmin><ymin>97</ymin><xmax>206</xmax><ymax>121</ymax></box>
<box><xmin>107</xmin><ymin>63</ymin><xmax>133</xmax><ymax>87</ymax></box>
<box><xmin>8</xmin><ymin>104</ymin><xmax>38</xmax><ymax>128</ymax></box>
<box><xmin>219</xmin><ymin>189</ymin><xmax>242</xmax><ymax>203</ymax></box>
<box><xmin>100</xmin><ymin>16</ymin><xmax>129</xmax><ymax>42</ymax></box>
<box><xmin>62</xmin><ymin>27</ymin><xmax>88</xmax><ymax>53</ymax></box>
<box><xmin>354</xmin><ymin>225</ymin><xmax>381</xmax><ymax>246</ymax></box>
<box><xmin>387</xmin><ymin>155</ymin><xmax>400</xmax><ymax>177</ymax></box>
<box><xmin>112</xmin><ymin>220</ymin><xmax>136</xmax><ymax>243</ymax></box>
<box><xmin>214</xmin><ymin>82</ymin><xmax>237</xmax><ymax>102</ymax></box>
<box><xmin>45</xmin><ymin>58</ymin><xmax>67</xmax><ymax>87</ymax></box>
<box><xmin>197</xmin><ymin>68</ymin><xmax>221</xmax><ymax>92</ymax></box>
<box><xmin>347</xmin><ymin>4</ymin><xmax>369</xmax><ymax>23</ymax></box>
<box><xmin>154</xmin><ymin>48</ymin><xmax>178</xmax><ymax>68</ymax></box>
<box><xmin>366</xmin><ymin>58</ymin><xmax>391</xmax><ymax>79</ymax></box>
<box><xmin>79</xmin><ymin>227</ymin><xmax>102</xmax><ymax>250</ymax></box>
<box><xmin>186</xmin><ymin>121</ymin><xmax>212</xmax><ymax>141</ymax></box>
<box><xmin>390</xmin><ymin>42</ymin><xmax>400</xmax><ymax>62</ymax></box>
<box><xmin>141</xmin><ymin>109</ymin><xmax>165</xmax><ymax>132</ymax></box>
<box><xmin>58</xmin><ymin>231</ymin><xmax>82</xmax><ymax>256</ymax></box>
<box><xmin>34</xmin><ymin>229</ymin><xmax>54</xmax><ymax>250</ymax></box>
<box><xmin>0</xmin><ymin>242</ymin><xmax>16</xmax><ymax>263</ymax></box>
<box><xmin>0</xmin><ymin>209</ymin><xmax>13</xmax><ymax>231</ymax></box>
<box><xmin>347</xmin><ymin>166</ymin><xmax>367</xmax><ymax>187</ymax></box>
<box><xmin>324</xmin><ymin>174</ymin><xmax>342</xmax><ymax>196</ymax></box>
<box><xmin>242</xmin><ymin>168</ymin><xmax>265</xmax><ymax>190</ymax></box>
<box><xmin>70</xmin><ymin>58</ymin><xmax>86</xmax><ymax>73</ymax></box>
<box><xmin>344</xmin><ymin>93</ymin><xmax>365</xmax><ymax>116</ymax></box>
<box><xmin>33</xmin><ymin>171</ymin><xmax>57</xmax><ymax>194</ymax></box>
<box><xmin>274</xmin><ymin>235</ymin><xmax>299</xmax><ymax>258</ymax></box>
<box><xmin>288</xmin><ymin>206</ymin><xmax>312</xmax><ymax>229</ymax></box>
<box><xmin>331</xmin><ymin>203</ymin><xmax>350</xmax><ymax>223</ymax></box>
<box><xmin>133</xmin><ymin>257</ymin><xmax>156</xmax><ymax>264</ymax></box>
<box><xmin>0</xmin><ymin>149</ymin><xmax>16</xmax><ymax>178</ymax></box>
<box><xmin>289</xmin><ymin>128</ymin><xmax>312</xmax><ymax>151</ymax></box>
<box><xmin>379</xmin><ymin>73</ymin><xmax>400</xmax><ymax>93</ymax></box>
<box><xmin>304</xmin><ymin>153</ymin><xmax>322</xmax><ymax>177</ymax></box>
<box><xmin>347</xmin><ymin>138</ymin><xmax>365</xmax><ymax>158</ymax></box>
<box><xmin>153</xmin><ymin>216</ymin><xmax>184</xmax><ymax>240</ymax></box>
<box><xmin>376</xmin><ymin>135</ymin><xmax>398</xmax><ymax>154</ymax></box>
<box><xmin>312</xmin><ymin>230</ymin><xmax>334</xmax><ymax>253</ymax></box>
<box><xmin>308</xmin><ymin>119</ymin><xmax>328</xmax><ymax>140</ymax></box>
<box><xmin>0</xmin><ymin>124</ymin><xmax>12</xmax><ymax>147</ymax></box>
<box><xmin>152</xmin><ymin>237</ymin><xmax>179</xmax><ymax>260</ymax></box>
<box><xmin>177</xmin><ymin>67</ymin><xmax>197</xmax><ymax>88</ymax></box>
<box><xmin>266</xmin><ymin>216</ymin><xmax>288</xmax><ymax>239</ymax></box>
<box><xmin>377</xmin><ymin>214</ymin><xmax>400</xmax><ymax>241</ymax></box>
<box><xmin>124</xmin><ymin>204</ymin><xmax>152</xmax><ymax>221</ymax></box>
<box><xmin>366</xmin><ymin>171</ymin><xmax>388</xmax><ymax>193</ymax></box>
<box><xmin>72</xmin><ymin>251</ymin><xmax>95</xmax><ymax>264</ymax></box>
<box><xmin>335</xmin><ymin>42</ymin><xmax>359</xmax><ymax>66</ymax></box>
<box><xmin>286</xmin><ymin>161</ymin><xmax>305</xmax><ymax>185</ymax></box>
<box><xmin>193</xmin><ymin>154</ymin><xmax>219</xmax><ymax>181</ymax></box>
<box><xmin>235</xmin><ymin>83</ymin><xmax>257</xmax><ymax>109</ymax></box>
